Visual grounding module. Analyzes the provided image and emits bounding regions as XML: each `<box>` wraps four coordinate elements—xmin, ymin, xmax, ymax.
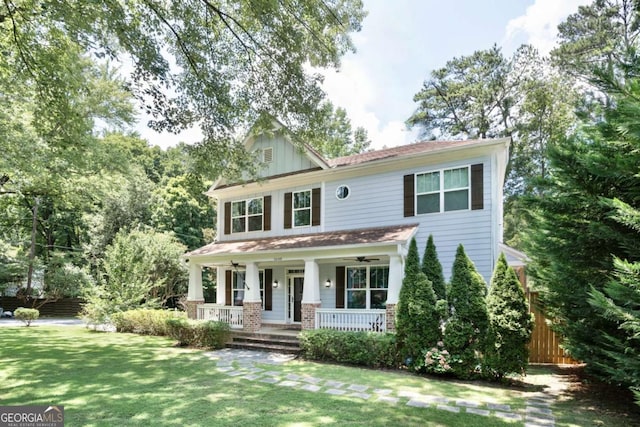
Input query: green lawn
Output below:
<box><xmin>0</xmin><ymin>326</ymin><xmax>637</xmax><ymax>426</ymax></box>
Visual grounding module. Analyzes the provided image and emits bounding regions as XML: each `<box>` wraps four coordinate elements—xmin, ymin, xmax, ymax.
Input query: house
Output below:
<box><xmin>184</xmin><ymin>122</ymin><xmax>509</xmax><ymax>333</ymax></box>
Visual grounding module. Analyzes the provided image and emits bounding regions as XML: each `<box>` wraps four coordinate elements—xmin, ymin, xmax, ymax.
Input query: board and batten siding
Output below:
<box><xmin>323</xmin><ymin>156</ymin><xmax>495</xmax><ymax>283</ymax></box>
<box><xmin>249</xmin><ymin>134</ymin><xmax>318</xmax><ymax>178</ymax></box>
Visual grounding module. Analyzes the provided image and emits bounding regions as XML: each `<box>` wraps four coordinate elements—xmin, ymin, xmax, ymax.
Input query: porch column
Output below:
<box><xmin>385</xmin><ymin>255</ymin><xmax>403</xmax><ymax>331</ymax></box>
<box><xmin>216</xmin><ymin>267</ymin><xmax>226</xmax><ymax>305</ymax></box>
<box><xmin>301</xmin><ymin>259</ymin><xmax>321</xmax><ymax>330</ymax></box>
<box><xmin>186</xmin><ymin>262</ymin><xmax>204</xmax><ymax>319</ymax></box>
<box><xmin>242</xmin><ymin>262</ymin><xmax>262</xmax><ymax>332</ymax></box>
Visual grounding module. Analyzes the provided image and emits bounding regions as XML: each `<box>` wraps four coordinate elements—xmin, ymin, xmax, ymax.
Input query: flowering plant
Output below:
<box><xmin>422</xmin><ymin>341</ymin><xmax>453</xmax><ymax>374</ymax></box>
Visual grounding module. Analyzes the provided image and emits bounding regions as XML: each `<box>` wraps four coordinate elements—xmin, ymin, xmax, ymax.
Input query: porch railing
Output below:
<box><xmin>197</xmin><ymin>304</ymin><xmax>243</xmax><ymax>329</ymax></box>
<box><xmin>315</xmin><ymin>309</ymin><xmax>386</xmax><ymax>332</ymax></box>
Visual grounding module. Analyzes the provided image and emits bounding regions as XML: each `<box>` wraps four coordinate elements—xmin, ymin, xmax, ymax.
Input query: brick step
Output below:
<box><xmin>227</xmin><ymin>331</ymin><xmax>301</xmax><ymax>354</ymax></box>
<box><xmin>226</xmin><ymin>341</ymin><xmax>301</xmax><ymax>354</ymax></box>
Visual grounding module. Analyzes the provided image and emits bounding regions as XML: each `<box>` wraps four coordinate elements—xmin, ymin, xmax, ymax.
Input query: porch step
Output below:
<box><xmin>227</xmin><ymin>331</ymin><xmax>301</xmax><ymax>355</ymax></box>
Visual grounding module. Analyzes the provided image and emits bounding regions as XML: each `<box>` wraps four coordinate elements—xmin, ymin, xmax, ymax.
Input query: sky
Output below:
<box><xmin>137</xmin><ymin>0</ymin><xmax>591</xmax><ymax>150</ymax></box>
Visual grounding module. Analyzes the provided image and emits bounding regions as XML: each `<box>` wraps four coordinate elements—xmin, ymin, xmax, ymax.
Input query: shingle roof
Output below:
<box><xmin>185</xmin><ymin>223</ymin><xmax>419</xmax><ymax>258</ymax></box>
<box><xmin>327</xmin><ymin>138</ymin><xmax>495</xmax><ymax>168</ymax></box>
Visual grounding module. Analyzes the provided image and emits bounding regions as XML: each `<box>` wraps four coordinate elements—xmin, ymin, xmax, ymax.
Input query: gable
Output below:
<box><xmin>249</xmin><ymin>133</ymin><xmax>320</xmax><ymax>178</ymax></box>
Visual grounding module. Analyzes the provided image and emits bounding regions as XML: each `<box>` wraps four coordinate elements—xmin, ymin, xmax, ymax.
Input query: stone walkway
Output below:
<box><xmin>205</xmin><ymin>349</ymin><xmax>556</xmax><ymax>426</ymax></box>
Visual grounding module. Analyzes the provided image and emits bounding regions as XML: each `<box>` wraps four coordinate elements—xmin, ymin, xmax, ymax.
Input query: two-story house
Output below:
<box><xmin>184</xmin><ymin>122</ymin><xmax>509</xmax><ymax>333</ymax></box>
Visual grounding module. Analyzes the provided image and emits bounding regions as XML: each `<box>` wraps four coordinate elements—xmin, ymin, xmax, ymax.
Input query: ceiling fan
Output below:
<box><xmin>343</xmin><ymin>256</ymin><xmax>380</xmax><ymax>263</ymax></box>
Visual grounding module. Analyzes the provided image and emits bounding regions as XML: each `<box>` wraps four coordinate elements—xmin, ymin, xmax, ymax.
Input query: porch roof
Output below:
<box><xmin>185</xmin><ymin>223</ymin><xmax>419</xmax><ymax>259</ymax></box>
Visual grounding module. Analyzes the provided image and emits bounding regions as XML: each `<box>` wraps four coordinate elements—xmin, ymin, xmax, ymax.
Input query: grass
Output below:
<box><xmin>0</xmin><ymin>326</ymin><xmax>638</xmax><ymax>426</ymax></box>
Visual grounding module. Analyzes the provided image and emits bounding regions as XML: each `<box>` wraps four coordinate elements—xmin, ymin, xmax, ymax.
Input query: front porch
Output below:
<box><xmin>196</xmin><ymin>304</ymin><xmax>389</xmax><ymax>333</ymax></box>
<box><xmin>183</xmin><ymin>224</ymin><xmax>419</xmax><ymax>334</ymax></box>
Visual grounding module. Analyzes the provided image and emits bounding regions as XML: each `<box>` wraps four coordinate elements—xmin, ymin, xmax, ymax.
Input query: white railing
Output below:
<box><xmin>197</xmin><ymin>304</ymin><xmax>243</xmax><ymax>329</ymax></box>
<box><xmin>315</xmin><ymin>309</ymin><xmax>386</xmax><ymax>332</ymax></box>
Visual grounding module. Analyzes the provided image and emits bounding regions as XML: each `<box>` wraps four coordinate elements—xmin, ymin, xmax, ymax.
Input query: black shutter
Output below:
<box><xmin>312</xmin><ymin>188</ymin><xmax>321</xmax><ymax>226</ymax></box>
<box><xmin>471</xmin><ymin>164</ymin><xmax>484</xmax><ymax>210</ymax></box>
<box><xmin>264</xmin><ymin>269</ymin><xmax>272</xmax><ymax>311</ymax></box>
<box><xmin>284</xmin><ymin>192</ymin><xmax>292</xmax><ymax>229</ymax></box>
<box><xmin>263</xmin><ymin>196</ymin><xmax>271</xmax><ymax>231</ymax></box>
<box><xmin>224</xmin><ymin>202</ymin><xmax>231</xmax><ymax>234</ymax></box>
<box><xmin>335</xmin><ymin>266</ymin><xmax>345</xmax><ymax>309</ymax></box>
<box><xmin>225</xmin><ymin>270</ymin><xmax>232</xmax><ymax>306</ymax></box>
<box><xmin>403</xmin><ymin>174</ymin><xmax>415</xmax><ymax>217</ymax></box>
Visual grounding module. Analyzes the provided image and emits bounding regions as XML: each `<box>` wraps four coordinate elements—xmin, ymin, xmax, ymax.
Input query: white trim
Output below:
<box><xmin>230</xmin><ymin>196</ymin><xmax>264</xmax><ymax>234</ymax></box>
<box><xmin>415</xmin><ymin>165</ymin><xmax>471</xmax><ymax>215</ymax></box>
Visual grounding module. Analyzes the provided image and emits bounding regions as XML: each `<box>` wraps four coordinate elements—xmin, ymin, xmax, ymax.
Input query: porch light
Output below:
<box><xmin>325</xmin><ymin>279</ymin><xmax>332</xmax><ymax>288</ymax></box>
<box><xmin>272</xmin><ymin>280</ymin><xmax>279</xmax><ymax>288</ymax></box>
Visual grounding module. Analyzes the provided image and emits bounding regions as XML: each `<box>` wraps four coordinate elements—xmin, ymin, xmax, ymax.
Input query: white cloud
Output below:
<box><xmin>502</xmin><ymin>0</ymin><xmax>591</xmax><ymax>55</ymax></box>
<box><xmin>319</xmin><ymin>59</ymin><xmax>417</xmax><ymax>150</ymax></box>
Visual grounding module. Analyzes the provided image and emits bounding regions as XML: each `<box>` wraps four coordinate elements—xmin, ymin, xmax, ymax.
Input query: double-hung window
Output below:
<box><xmin>293</xmin><ymin>190</ymin><xmax>311</xmax><ymax>227</ymax></box>
<box><xmin>231</xmin><ymin>197</ymin><xmax>263</xmax><ymax>233</ymax></box>
<box><xmin>346</xmin><ymin>266</ymin><xmax>389</xmax><ymax>309</ymax></box>
<box><xmin>416</xmin><ymin>166</ymin><xmax>469</xmax><ymax>214</ymax></box>
<box><xmin>232</xmin><ymin>270</ymin><xmax>265</xmax><ymax>308</ymax></box>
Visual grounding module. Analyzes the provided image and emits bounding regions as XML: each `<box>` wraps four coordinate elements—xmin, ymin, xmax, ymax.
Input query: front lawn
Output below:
<box><xmin>0</xmin><ymin>326</ymin><xmax>638</xmax><ymax>426</ymax></box>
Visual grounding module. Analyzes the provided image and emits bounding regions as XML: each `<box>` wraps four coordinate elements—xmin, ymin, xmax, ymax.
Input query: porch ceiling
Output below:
<box><xmin>185</xmin><ymin>223</ymin><xmax>418</xmax><ymax>261</ymax></box>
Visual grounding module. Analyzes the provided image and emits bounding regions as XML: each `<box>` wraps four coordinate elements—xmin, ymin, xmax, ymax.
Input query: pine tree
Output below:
<box><xmin>421</xmin><ymin>235</ymin><xmax>446</xmax><ymax>301</ymax></box>
<box><xmin>396</xmin><ymin>238</ymin><xmax>440</xmax><ymax>367</ymax></box>
<box><xmin>444</xmin><ymin>244</ymin><xmax>489</xmax><ymax>378</ymax></box>
<box><xmin>484</xmin><ymin>253</ymin><xmax>533</xmax><ymax>380</ymax></box>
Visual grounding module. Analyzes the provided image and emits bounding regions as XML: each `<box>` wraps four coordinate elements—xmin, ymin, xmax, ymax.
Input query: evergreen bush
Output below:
<box><xmin>396</xmin><ymin>238</ymin><xmax>440</xmax><ymax>367</ymax></box>
<box><xmin>165</xmin><ymin>318</ymin><xmax>230</xmax><ymax>349</ymax></box>
<box><xmin>422</xmin><ymin>235</ymin><xmax>447</xmax><ymax>301</ymax></box>
<box><xmin>444</xmin><ymin>244</ymin><xmax>489</xmax><ymax>379</ymax></box>
<box><xmin>484</xmin><ymin>253</ymin><xmax>533</xmax><ymax>380</ymax></box>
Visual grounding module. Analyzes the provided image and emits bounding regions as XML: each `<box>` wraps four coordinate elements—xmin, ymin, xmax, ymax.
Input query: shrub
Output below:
<box><xmin>111</xmin><ymin>309</ymin><xmax>186</xmax><ymax>336</ymax></box>
<box><xmin>165</xmin><ymin>318</ymin><xmax>230</xmax><ymax>349</ymax></box>
<box><xmin>299</xmin><ymin>329</ymin><xmax>398</xmax><ymax>369</ymax></box>
<box><xmin>422</xmin><ymin>234</ymin><xmax>447</xmax><ymax>301</ymax></box>
<box><xmin>484</xmin><ymin>253</ymin><xmax>533</xmax><ymax>380</ymax></box>
<box><xmin>396</xmin><ymin>238</ymin><xmax>440</xmax><ymax>367</ymax></box>
<box><xmin>444</xmin><ymin>244</ymin><xmax>489</xmax><ymax>379</ymax></box>
<box><xmin>14</xmin><ymin>308</ymin><xmax>39</xmax><ymax>326</ymax></box>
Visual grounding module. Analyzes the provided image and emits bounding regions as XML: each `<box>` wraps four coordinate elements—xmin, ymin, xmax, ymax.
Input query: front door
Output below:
<box><xmin>288</xmin><ymin>276</ymin><xmax>303</xmax><ymax>323</ymax></box>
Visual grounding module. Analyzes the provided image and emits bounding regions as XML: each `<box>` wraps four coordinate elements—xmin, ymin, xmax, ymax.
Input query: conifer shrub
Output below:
<box><xmin>422</xmin><ymin>235</ymin><xmax>447</xmax><ymax>301</ymax></box>
<box><xmin>484</xmin><ymin>253</ymin><xmax>533</xmax><ymax>380</ymax></box>
<box><xmin>396</xmin><ymin>238</ymin><xmax>440</xmax><ymax>367</ymax></box>
<box><xmin>444</xmin><ymin>244</ymin><xmax>489</xmax><ymax>379</ymax></box>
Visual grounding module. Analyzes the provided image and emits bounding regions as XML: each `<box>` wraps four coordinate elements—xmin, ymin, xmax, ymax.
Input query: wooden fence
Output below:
<box><xmin>0</xmin><ymin>297</ymin><xmax>84</xmax><ymax>317</ymax></box>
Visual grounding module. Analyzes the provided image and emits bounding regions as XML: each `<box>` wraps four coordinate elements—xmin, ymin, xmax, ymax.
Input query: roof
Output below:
<box><xmin>185</xmin><ymin>223</ymin><xmax>419</xmax><ymax>258</ymax></box>
<box><xmin>327</xmin><ymin>138</ymin><xmax>509</xmax><ymax>168</ymax></box>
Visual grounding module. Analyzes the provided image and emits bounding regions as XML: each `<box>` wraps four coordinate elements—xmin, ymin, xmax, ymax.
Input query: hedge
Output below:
<box><xmin>299</xmin><ymin>329</ymin><xmax>398</xmax><ymax>369</ymax></box>
<box><xmin>111</xmin><ymin>309</ymin><xmax>186</xmax><ymax>336</ymax></box>
<box><xmin>165</xmin><ymin>318</ymin><xmax>231</xmax><ymax>349</ymax></box>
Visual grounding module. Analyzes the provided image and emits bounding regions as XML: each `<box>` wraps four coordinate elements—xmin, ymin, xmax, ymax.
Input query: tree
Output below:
<box><xmin>484</xmin><ymin>253</ymin><xmax>533</xmax><ymax>380</ymax></box>
<box><xmin>396</xmin><ymin>238</ymin><xmax>440</xmax><ymax>367</ymax></box>
<box><xmin>589</xmin><ymin>256</ymin><xmax>640</xmax><ymax>406</ymax></box>
<box><xmin>312</xmin><ymin>101</ymin><xmax>371</xmax><ymax>158</ymax></box>
<box><xmin>406</xmin><ymin>45</ymin><xmax>515</xmax><ymax>140</ymax></box>
<box><xmin>83</xmin><ymin>228</ymin><xmax>188</xmax><ymax>324</ymax></box>
<box><xmin>1</xmin><ymin>0</ymin><xmax>366</xmax><ymax>180</ymax></box>
<box><xmin>552</xmin><ymin>0</ymin><xmax>640</xmax><ymax>84</ymax></box>
<box><xmin>444</xmin><ymin>244</ymin><xmax>489</xmax><ymax>379</ymax></box>
<box><xmin>522</xmin><ymin>73</ymin><xmax>640</xmax><ymax>379</ymax></box>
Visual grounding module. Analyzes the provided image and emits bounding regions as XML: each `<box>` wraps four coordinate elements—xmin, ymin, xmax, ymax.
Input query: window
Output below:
<box><xmin>231</xmin><ymin>197</ymin><xmax>263</xmax><ymax>233</ymax></box>
<box><xmin>416</xmin><ymin>166</ymin><xmax>469</xmax><ymax>214</ymax></box>
<box><xmin>346</xmin><ymin>266</ymin><xmax>389</xmax><ymax>309</ymax></box>
<box><xmin>293</xmin><ymin>190</ymin><xmax>311</xmax><ymax>227</ymax></box>
<box><xmin>335</xmin><ymin>185</ymin><xmax>350</xmax><ymax>200</ymax></box>
<box><xmin>232</xmin><ymin>270</ymin><xmax>265</xmax><ymax>308</ymax></box>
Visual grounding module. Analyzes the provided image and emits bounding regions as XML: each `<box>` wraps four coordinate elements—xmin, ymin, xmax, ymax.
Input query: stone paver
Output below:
<box><xmin>206</xmin><ymin>348</ymin><xmax>557</xmax><ymax>423</ymax></box>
